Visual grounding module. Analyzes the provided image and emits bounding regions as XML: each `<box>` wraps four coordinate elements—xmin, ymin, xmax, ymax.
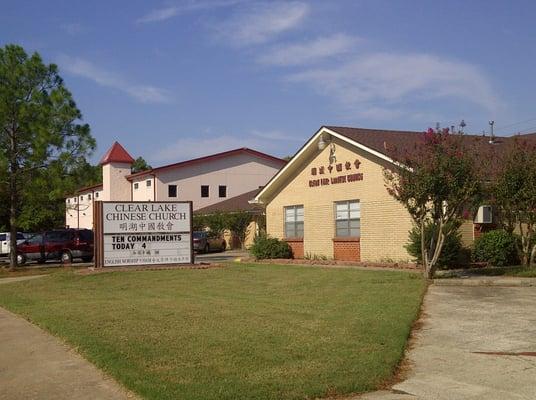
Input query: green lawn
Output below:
<box><xmin>0</xmin><ymin>264</ymin><xmax>425</xmax><ymax>400</ymax></box>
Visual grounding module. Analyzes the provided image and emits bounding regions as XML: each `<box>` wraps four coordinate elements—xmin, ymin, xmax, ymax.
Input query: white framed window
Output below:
<box><xmin>80</xmin><ymin>195</ymin><xmax>83</xmax><ymax>201</ymax></box>
<box><xmin>88</xmin><ymin>194</ymin><xmax>92</xmax><ymax>200</ymax></box>
<box><xmin>335</xmin><ymin>200</ymin><xmax>360</xmax><ymax>237</ymax></box>
<box><xmin>284</xmin><ymin>205</ymin><xmax>304</xmax><ymax>238</ymax></box>
<box><xmin>134</xmin><ymin>183</ymin><xmax>139</xmax><ymax>190</ymax></box>
<box><xmin>201</xmin><ymin>185</ymin><xmax>209</xmax><ymax>198</ymax></box>
<box><xmin>95</xmin><ymin>192</ymin><xmax>99</xmax><ymax>198</ymax></box>
<box><xmin>146</xmin><ymin>180</ymin><xmax>151</xmax><ymax>187</ymax></box>
<box><xmin>168</xmin><ymin>185</ymin><xmax>177</xmax><ymax>197</ymax></box>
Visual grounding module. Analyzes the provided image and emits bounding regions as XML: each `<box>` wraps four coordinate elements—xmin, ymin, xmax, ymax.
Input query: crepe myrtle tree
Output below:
<box><xmin>493</xmin><ymin>137</ymin><xmax>536</xmax><ymax>266</ymax></box>
<box><xmin>0</xmin><ymin>44</ymin><xmax>95</xmax><ymax>268</ymax></box>
<box><xmin>225</xmin><ymin>211</ymin><xmax>253</xmax><ymax>249</ymax></box>
<box><xmin>384</xmin><ymin>127</ymin><xmax>482</xmax><ymax>279</ymax></box>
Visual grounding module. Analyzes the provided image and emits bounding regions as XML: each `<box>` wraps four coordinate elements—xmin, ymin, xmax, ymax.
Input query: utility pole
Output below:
<box><xmin>489</xmin><ymin>120</ymin><xmax>495</xmax><ymax>144</ymax></box>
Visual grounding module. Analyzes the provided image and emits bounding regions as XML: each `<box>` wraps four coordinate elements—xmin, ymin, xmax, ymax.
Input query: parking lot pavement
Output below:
<box><xmin>357</xmin><ymin>284</ymin><xmax>536</xmax><ymax>400</ymax></box>
<box><xmin>194</xmin><ymin>249</ymin><xmax>249</xmax><ymax>264</ymax></box>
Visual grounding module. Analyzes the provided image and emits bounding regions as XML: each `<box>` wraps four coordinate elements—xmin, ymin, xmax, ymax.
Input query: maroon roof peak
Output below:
<box><xmin>99</xmin><ymin>141</ymin><xmax>135</xmax><ymax>165</ymax></box>
<box><xmin>126</xmin><ymin>147</ymin><xmax>286</xmax><ymax>180</ymax></box>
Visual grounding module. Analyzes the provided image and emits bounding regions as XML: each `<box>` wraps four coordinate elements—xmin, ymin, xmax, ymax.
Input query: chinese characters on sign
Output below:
<box><xmin>309</xmin><ymin>159</ymin><xmax>363</xmax><ymax>188</ymax></box>
<box><xmin>101</xmin><ymin>202</ymin><xmax>192</xmax><ymax>266</ymax></box>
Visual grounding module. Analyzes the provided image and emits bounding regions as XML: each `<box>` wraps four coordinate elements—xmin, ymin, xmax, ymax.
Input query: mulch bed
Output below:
<box><xmin>243</xmin><ymin>257</ymin><xmax>419</xmax><ymax>270</ymax></box>
<box><xmin>76</xmin><ymin>262</ymin><xmax>224</xmax><ymax>275</ymax></box>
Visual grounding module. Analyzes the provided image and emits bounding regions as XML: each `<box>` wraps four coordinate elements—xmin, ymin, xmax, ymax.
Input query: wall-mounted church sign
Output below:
<box><xmin>94</xmin><ymin>201</ymin><xmax>193</xmax><ymax>267</ymax></box>
<box><xmin>308</xmin><ymin>158</ymin><xmax>364</xmax><ymax>188</ymax></box>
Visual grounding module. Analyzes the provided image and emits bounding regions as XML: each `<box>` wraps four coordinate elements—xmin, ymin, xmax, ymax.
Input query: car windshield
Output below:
<box><xmin>27</xmin><ymin>234</ymin><xmax>43</xmax><ymax>244</ymax></box>
<box><xmin>193</xmin><ymin>232</ymin><xmax>205</xmax><ymax>239</ymax></box>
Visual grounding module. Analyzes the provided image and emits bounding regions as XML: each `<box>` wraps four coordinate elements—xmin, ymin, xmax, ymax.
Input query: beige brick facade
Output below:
<box><xmin>265</xmin><ymin>137</ymin><xmax>415</xmax><ymax>262</ymax></box>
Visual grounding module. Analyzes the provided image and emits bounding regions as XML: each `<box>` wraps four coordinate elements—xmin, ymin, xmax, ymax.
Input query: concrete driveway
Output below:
<box><xmin>359</xmin><ymin>284</ymin><xmax>536</xmax><ymax>399</ymax></box>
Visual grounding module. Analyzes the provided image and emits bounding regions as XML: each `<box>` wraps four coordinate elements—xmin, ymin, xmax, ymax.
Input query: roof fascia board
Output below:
<box><xmin>254</xmin><ymin>126</ymin><xmax>399</xmax><ymax>203</ymax></box>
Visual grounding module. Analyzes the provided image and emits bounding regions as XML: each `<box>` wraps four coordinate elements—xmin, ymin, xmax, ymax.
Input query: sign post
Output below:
<box><xmin>94</xmin><ymin>201</ymin><xmax>193</xmax><ymax>267</ymax></box>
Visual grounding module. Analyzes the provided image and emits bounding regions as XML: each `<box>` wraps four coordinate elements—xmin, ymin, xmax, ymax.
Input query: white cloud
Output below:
<box><xmin>154</xmin><ymin>134</ymin><xmax>279</xmax><ymax>162</ymax></box>
<box><xmin>257</xmin><ymin>34</ymin><xmax>362</xmax><ymax>66</ymax></box>
<box><xmin>57</xmin><ymin>55</ymin><xmax>171</xmax><ymax>104</ymax></box>
<box><xmin>251</xmin><ymin>129</ymin><xmax>304</xmax><ymax>141</ymax></box>
<box><xmin>137</xmin><ymin>1</ymin><xmax>245</xmax><ymax>24</ymax></box>
<box><xmin>137</xmin><ymin>6</ymin><xmax>179</xmax><ymax>23</ymax></box>
<box><xmin>287</xmin><ymin>52</ymin><xmax>501</xmax><ymax>118</ymax></box>
<box><xmin>61</xmin><ymin>23</ymin><xmax>86</xmax><ymax>35</ymax></box>
<box><xmin>215</xmin><ymin>1</ymin><xmax>309</xmax><ymax>46</ymax></box>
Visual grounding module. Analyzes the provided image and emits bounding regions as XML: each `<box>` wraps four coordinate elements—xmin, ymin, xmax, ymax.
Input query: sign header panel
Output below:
<box><xmin>102</xmin><ymin>202</ymin><xmax>190</xmax><ymax>234</ymax></box>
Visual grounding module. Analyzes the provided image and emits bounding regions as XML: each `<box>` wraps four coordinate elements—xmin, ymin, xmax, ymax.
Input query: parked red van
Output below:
<box><xmin>16</xmin><ymin>229</ymin><xmax>94</xmax><ymax>265</ymax></box>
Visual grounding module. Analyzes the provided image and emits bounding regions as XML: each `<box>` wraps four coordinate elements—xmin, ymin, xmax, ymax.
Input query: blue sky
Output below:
<box><xmin>2</xmin><ymin>0</ymin><xmax>536</xmax><ymax>165</ymax></box>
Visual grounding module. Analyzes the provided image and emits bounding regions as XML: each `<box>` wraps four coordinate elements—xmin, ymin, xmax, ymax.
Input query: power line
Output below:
<box><xmin>495</xmin><ymin>117</ymin><xmax>536</xmax><ymax>131</ymax></box>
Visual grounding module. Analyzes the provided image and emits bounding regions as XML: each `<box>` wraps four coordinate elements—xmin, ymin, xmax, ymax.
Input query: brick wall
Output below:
<box><xmin>266</xmin><ymin>137</ymin><xmax>414</xmax><ymax>262</ymax></box>
<box><xmin>285</xmin><ymin>239</ymin><xmax>304</xmax><ymax>259</ymax></box>
<box><xmin>333</xmin><ymin>238</ymin><xmax>360</xmax><ymax>261</ymax></box>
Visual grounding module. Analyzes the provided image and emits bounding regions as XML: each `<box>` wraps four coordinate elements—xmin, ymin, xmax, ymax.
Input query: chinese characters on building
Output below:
<box><xmin>309</xmin><ymin>159</ymin><xmax>363</xmax><ymax>188</ymax></box>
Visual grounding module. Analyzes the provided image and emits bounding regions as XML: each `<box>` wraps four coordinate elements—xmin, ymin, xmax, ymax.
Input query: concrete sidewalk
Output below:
<box><xmin>0</xmin><ymin>275</ymin><xmax>47</xmax><ymax>285</ymax></box>
<box><xmin>434</xmin><ymin>276</ymin><xmax>536</xmax><ymax>287</ymax></box>
<box><xmin>0</xmin><ymin>307</ymin><xmax>137</xmax><ymax>400</ymax></box>
<box><xmin>357</xmin><ymin>284</ymin><xmax>536</xmax><ymax>400</ymax></box>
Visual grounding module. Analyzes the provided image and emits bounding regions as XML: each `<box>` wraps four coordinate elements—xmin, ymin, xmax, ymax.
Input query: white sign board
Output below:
<box><xmin>101</xmin><ymin>202</ymin><xmax>192</xmax><ymax>267</ymax></box>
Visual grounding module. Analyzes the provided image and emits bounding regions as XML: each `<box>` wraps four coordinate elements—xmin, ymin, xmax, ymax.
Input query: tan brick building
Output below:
<box><xmin>254</xmin><ymin>126</ymin><xmax>490</xmax><ymax>262</ymax></box>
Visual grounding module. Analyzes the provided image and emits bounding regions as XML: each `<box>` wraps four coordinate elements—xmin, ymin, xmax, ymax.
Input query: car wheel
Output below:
<box><xmin>221</xmin><ymin>241</ymin><xmax>226</xmax><ymax>251</ymax></box>
<box><xmin>204</xmin><ymin>244</ymin><xmax>210</xmax><ymax>253</ymax></box>
<box><xmin>61</xmin><ymin>251</ymin><xmax>73</xmax><ymax>264</ymax></box>
<box><xmin>82</xmin><ymin>256</ymin><xmax>93</xmax><ymax>262</ymax></box>
<box><xmin>16</xmin><ymin>253</ymin><xmax>26</xmax><ymax>265</ymax></box>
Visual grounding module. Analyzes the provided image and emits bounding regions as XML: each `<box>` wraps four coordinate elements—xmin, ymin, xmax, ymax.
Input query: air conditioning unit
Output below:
<box><xmin>474</xmin><ymin>205</ymin><xmax>493</xmax><ymax>224</ymax></box>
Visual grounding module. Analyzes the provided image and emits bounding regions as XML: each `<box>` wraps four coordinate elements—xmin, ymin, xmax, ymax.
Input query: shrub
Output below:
<box><xmin>473</xmin><ymin>230</ymin><xmax>519</xmax><ymax>267</ymax></box>
<box><xmin>405</xmin><ymin>222</ymin><xmax>466</xmax><ymax>269</ymax></box>
<box><xmin>249</xmin><ymin>235</ymin><xmax>292</xmax><ymax>260</ymax></box>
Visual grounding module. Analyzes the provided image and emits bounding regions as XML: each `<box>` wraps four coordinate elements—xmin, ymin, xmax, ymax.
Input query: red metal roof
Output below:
<box><xmin>126</xmin><ymin>148</ymin><xmax>286</xmax><ymax>180</ymax></box>
<box><xmin>99</xmin><ymin>142</ymin><xmax>135</xmax><ymax>165</ymax></box>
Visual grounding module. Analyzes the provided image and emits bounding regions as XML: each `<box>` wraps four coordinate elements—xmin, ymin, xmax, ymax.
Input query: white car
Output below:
<box><xmin>0</xmin><ymin>232</ymin><xmax>27</xmax><ymax>256</ymax></box>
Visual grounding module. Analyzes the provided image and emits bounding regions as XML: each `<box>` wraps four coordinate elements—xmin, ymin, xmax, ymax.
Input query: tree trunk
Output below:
<box><xmin>419</xmin><ymin>219</ymin><xmax>428</xmax><ymax>277</ymax></box>
<box><xmin>425</xmin><ymin>219</ymin><xmax>447</xmax><ymax>279</ymax></box>
<box><xmin>529</xmin><ymin>244</ymin><xmax>536</xmax><ymax>268</ymax></box>
<box><xmin>8</xmin><ymin>131</ymin><xmax>18</xmax><ymax>270</ymax></box>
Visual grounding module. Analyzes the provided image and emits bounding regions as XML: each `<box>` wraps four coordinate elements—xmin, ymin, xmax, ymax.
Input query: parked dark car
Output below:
<box><xmin>16</xmin><ymin>229</ymin><xmax>94</xmax><ymax>265</ymax></box>
<box><xmin>193</xmin><ymin>231</ymin><xmax>226</xmax><ymax>253</ymax></box>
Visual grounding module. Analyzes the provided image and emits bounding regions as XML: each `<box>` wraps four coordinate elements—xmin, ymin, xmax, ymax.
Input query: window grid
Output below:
<box><xmin>284</xmin><ymin>205</ymin><xmax>304</xmax><ymax>238</ymax></box>
<box><xmin>334</xmin><ymin>200</ymin><xmax>360</xmax><ymax>237</ymax></box>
